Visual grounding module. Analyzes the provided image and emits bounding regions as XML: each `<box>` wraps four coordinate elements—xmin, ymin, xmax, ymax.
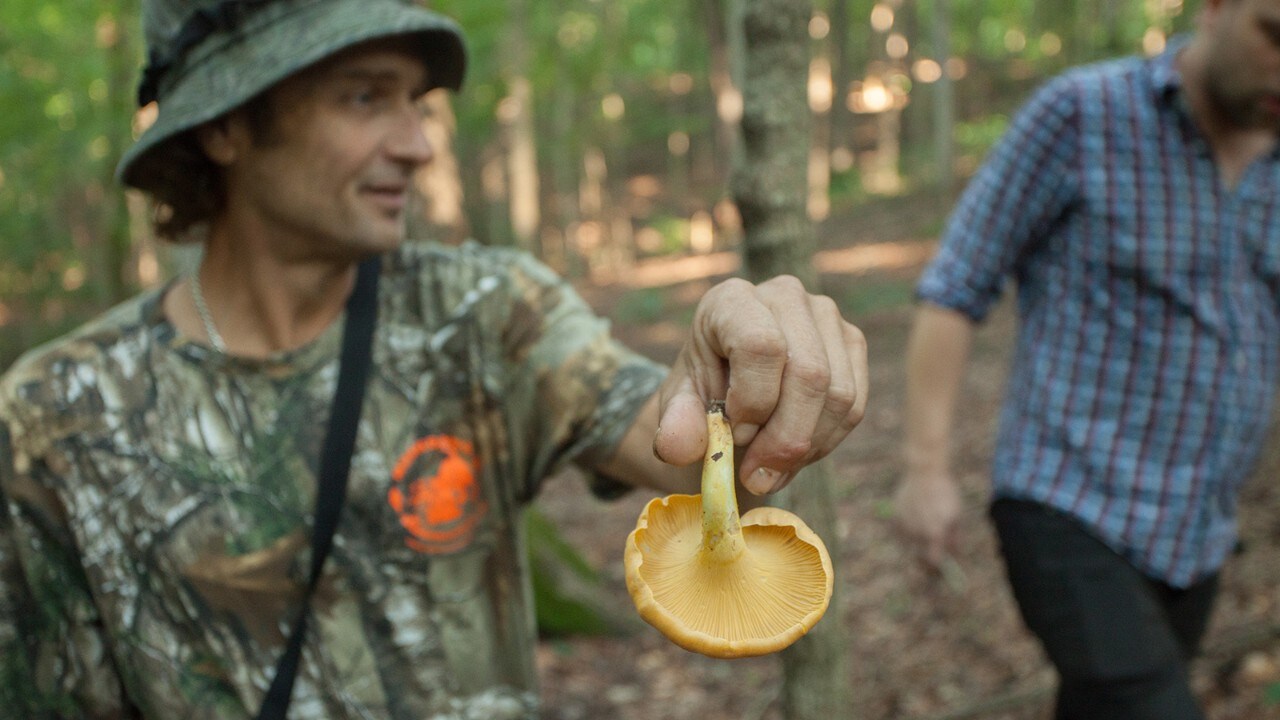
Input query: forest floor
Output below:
<box><xmin>532</xmin><ymin>193</ymin><xmax>1280</xmax><ymax>720</ymax></box>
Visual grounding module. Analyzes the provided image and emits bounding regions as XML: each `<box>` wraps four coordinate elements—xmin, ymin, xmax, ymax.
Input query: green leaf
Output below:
<box><xmin>1264</xmin><ymin>681</ymin><xmax>1280</xmax><ymax>707</ymax></box>
<box><xmin>525</xmin><ymin>507</ymin><xmax>640</xmax><ymax>638</ymax></box>
<box><xmin>526</xmin><ymin>506</ymin><xmax>599</xmax><ymax>580</ymax></box>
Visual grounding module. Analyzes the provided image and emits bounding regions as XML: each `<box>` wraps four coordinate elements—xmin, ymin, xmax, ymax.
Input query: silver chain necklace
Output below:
<box><xmin>189</xmin><ymin>271</ymin><xmax>228</xmax><ymax>353</ymax></box>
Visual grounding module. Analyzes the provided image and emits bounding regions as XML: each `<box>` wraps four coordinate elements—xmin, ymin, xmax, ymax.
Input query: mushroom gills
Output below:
<box><xmin>638</xmin><ymin>506</ymin><xmax>830</xmax><ymax>639</ymax></box>
<box><xmin>623</xmin><ymin>403</ymin><xmax>834</xmax><ymax>658</ymax></box>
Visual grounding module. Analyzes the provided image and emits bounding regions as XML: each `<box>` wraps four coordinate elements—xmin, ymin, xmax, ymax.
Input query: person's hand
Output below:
<box><xmin>894</xmin><ymin>469</ymin><xmax>963</xmax><ymax>570</ymax></box>
<box><xmin>651</xmin><ymin>275</ymin><xmax>868</xmax><ymax>495</ymax></box>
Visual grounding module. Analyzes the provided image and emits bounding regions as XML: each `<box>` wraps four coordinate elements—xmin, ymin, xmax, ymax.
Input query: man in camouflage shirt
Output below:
<box><xmin>0</xmin><ymin>1</ymin><xmax>869</xmax><ymax>718</ymax></box>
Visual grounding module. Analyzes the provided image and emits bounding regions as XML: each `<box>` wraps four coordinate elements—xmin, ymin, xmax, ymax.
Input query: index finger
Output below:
<box><xmin>695</xmin><ymin>278</ymin><xmax>788</xmax><ymax>437</ymax></box>
<box><xmin>733</xmin><ymin>280</ymin><xmax>833</xmax><ymax>488</ymax></box>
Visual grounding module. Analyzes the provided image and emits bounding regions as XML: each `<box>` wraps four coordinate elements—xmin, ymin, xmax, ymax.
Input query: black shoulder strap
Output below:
<box><xmin>256</xmin><ymin>257</ymin><xmax>382</xmax><ymax>720</ymax></box>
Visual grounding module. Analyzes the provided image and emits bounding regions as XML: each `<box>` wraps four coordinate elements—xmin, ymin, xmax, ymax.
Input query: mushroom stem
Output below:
<box><xmin>701</xmin><ymin>403</ymin><xmax>745</xmax><ymax>564</ymax></box>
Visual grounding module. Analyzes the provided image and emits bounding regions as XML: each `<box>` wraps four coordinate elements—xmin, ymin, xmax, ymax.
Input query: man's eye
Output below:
<box><xmin>344</xmin><ymin>87</ymin><xmax>385</xmax><ymax>108</ymax></box>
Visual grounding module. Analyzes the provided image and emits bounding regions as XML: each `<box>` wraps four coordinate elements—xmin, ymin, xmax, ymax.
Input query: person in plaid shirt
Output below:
<box><xmin>896</xmin><ymin>0</ymin><xmax>1280</xmax><ymax>718</ymax></box>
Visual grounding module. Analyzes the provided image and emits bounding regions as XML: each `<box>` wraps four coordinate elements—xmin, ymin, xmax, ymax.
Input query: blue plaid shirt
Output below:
<box><xmin>918</xmin><ymin>38</ymin><xmax>1280</xmax><ymax>587</ymax></box>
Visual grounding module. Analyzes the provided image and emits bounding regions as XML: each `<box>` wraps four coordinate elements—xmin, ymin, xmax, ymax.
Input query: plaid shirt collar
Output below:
<box><xmin>1148</xmin><ymin>33</ymin><xmax>1188</xmax><ymax>103</ymax></box>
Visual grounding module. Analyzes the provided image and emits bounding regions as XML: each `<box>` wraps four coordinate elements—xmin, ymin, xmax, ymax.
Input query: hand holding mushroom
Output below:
<box><xmin>623</xmin><ymin>277</ymin><xmax>867</xmax><ymax>658</ymax></box>
<box><xmin>651</xmin><ymin>275</ymin><xmax>868</xmax><ymax>496</ymax></box>
<box><xmin>625</xmin><ymin>402</ymin><xmax>835</xmax><ymax>658</ymax></box>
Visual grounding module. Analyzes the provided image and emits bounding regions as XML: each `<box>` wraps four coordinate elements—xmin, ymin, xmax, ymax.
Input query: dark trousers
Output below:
<box><xmin>990</xmin><ymin>499</ymin><xmax>1220</xmax><ymax>720</ymax></box>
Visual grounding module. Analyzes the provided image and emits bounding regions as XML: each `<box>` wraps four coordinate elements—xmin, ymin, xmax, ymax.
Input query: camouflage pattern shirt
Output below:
<box><xmin>0</xmin><ymin>241</ymin><xmax>665</xmax><ymax>719</ymax></box>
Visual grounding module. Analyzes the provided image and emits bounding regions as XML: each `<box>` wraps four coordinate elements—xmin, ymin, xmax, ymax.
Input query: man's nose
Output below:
<box><xmin>387</xmin><ymin>106</ymin><xmax>433</xmax><ymax>166</ymax></box>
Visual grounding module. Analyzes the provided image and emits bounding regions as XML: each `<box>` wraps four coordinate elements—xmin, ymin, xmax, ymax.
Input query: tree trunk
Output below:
<box><xmin>479</xmin><ymin>143</ymin><xmax>514</xmax><ymax>247</ymax></box>
<box><xmin>409</xmin><ymin>91</ymin><xmax>468</xmax><ymax>244</ymax></box>
<box><xmin>733</xmin><ymin>2</ymin><xmax>814</xmax><ymax>281</ymax></box>
<box><xmin>503</xmin><ymin>0</ymin><xmax>540</xmax><ymax>252</ymax></box>
<box><xmin>704</xmin><ymin>0</ymin><xmax>746</xmax><ymax>186</ymax></box>
<box><xmin>827</xmin><ymin>0</ymin><xmax>852</xmax><ymax>161</ymax></box>
<box><xmin>930</xmin><ymin>0</ymin><xmax>955</xmax><ymax>197</ymax></box>
<box><xmin>543</xmin><ymin>43</ymin><xmax>581</xmax><ymax>275</ymax></box>
<box><xmin>579</xmin><ymin>147</ymin><xmax>609</xmax><ymax>274</ymax></box>
<box><xmin>809</xmin><ymin>13</ymin><xmax>832</xmax><ymax>221</ymax></box>
<box><xmin>598</xmin><ymin>2</ymin><xmax>634</xmax><ymax>278</ymax></box>
<box><xmin>774</xmin><ymin>464</ymin><xmax>848</xmax><ymax>718</ymax></box>
<box><xmin>732</xmin><ymin>1</ymin><xmax>852</xmax><ymax>718</ymax></box>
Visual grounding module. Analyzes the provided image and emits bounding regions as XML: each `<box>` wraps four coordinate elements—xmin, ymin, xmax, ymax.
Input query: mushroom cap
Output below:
<box><xmin>624</xmin><ymin>493</ymin><xmax>834</xmax><ymax>658</ymax></box>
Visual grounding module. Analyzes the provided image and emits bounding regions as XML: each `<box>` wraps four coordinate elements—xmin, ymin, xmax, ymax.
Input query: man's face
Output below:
<box><xmin>219</xmin><ymin>39</ymin><xmax>433</xmax><ymax>258</ymax></box>
<box><xmin>1202</xmin><ymin>0</ymin><xmax>1280</xmax><ymax>132</ymax></box>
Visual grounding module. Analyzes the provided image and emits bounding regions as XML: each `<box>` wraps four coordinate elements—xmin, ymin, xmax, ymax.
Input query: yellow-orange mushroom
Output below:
<box><xmin>623</xmin><ymin>402</ymin><xmax>834</xmax><ymax>658</ymax></box>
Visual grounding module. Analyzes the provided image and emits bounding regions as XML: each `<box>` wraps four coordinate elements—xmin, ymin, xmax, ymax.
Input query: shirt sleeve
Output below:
<box><xmin>0</xmin><ymin>389</ymin><xmax>136</xmax><ymax>719</ymax></box>
<box><xmin>917</xmin><ymin>72</ymin><xmax>1082</xmax><ymax>321</ymax></box>
<box><xmin>497</xmin><ymin>251</ymin><xmax>666</xmax><ymax>501</ymax></box>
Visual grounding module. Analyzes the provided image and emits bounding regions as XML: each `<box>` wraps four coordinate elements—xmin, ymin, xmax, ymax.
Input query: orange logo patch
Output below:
<box><xmin>388</xmin><ymin>435</ymin><xmax>487</xmax><ymax>554</ymax></box>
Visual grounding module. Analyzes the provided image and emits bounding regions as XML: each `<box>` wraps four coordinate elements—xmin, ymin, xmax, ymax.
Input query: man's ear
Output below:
<box><xmin>196</xmin><ymin>114</ymin><xmax>248</xmax><ymax>166</ymax></box>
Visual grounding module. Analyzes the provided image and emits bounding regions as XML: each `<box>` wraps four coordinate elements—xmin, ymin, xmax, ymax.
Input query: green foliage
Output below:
<box><xmin>0</xmin><ymin>0</ymin><xmax>139</xmax><ymax>366</ymax></box>
<box><xmin>0</xmin><ymin>0</ymin><xmax>1198</xmax><ymax>363</ymax></box>
<box><xmin>955</xmin><ymin>114</ymin><xmax>1012</xmax><ymax>160</ymax></box>
<box><xmin>525</xmin><ymin>508</ymin><xmax>625</xmax><ymax>638</ymax></box>
<box><xmin>833</xmin><ymin>275</ymin><xmax>918</xmax><ymax>318</ymax></box>
<box><xmin>645</xmin><ymin>214</ymin><xmax>692</xmax><ymax>255</ymax></box>
<box><xmin>526</xmin><ymin>508</ymin><xmax>598</xmax><ymax>579</ymax></box>
<box><xmin>1266</xmin><ymin>681</ymin><xmax>1280</xmax><ymax>706</ymax></box>
<box><xmin>828</xmin><ymin>167</ymin><xmax>867</xmax><ymax>209</ymax></box>
<box><xmin>612</xmin><ymin>287</ymin><xmax>669</xmax><ymax>325</ymax></box>
<box><xmin>530</xmin><ymin>572</ymin><xmax>614</xmax><ymax>638</ymax></box>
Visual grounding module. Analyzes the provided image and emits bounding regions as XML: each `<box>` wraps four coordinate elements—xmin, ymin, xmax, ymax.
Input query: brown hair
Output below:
<box><xmin>139</xmin><ymin>92</ymin><xmax>280</xmax><ymax>242</ymax></box>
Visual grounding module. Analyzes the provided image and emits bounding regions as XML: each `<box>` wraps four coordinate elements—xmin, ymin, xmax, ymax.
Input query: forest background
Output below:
<box><xmin>0</xmin><ymin>0</ymin><xmax>1194</xmax><ymax>363</ymax></box>
<box><xmin>4</xmin><ymin>1</ymin><xmax>1280</xmax><ymax>719</ymax></box>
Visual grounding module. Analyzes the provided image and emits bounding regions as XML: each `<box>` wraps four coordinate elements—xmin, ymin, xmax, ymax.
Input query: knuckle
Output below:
<box><xmin>766</xmin><ymin>437</ymin><xmax>814</xmax><ymax>465</ymax></box>
<box><xmin>812</xmin><ymin>294</ymin><xmax>840</xmax><ymax>315</ymax></box>
<box><xmin>697</xmin><ymin>278</ymin><xmax>750</xmax><ymax>317</ymax></box>
<box><xmin>761</xmin><ymin>274</ymin><xmax>807</xmax><ymax>295</ymax></box>
<box><xmin>711</xmin><ymin>277</ymin><xmax>753</xmax><ymax>298</ymax></box>
<box><xmin>845</xmin><ymin>401</ymin><xmax>867</xmax><ymax>429</ymax></box>
<box><xmin>736</xmin><ymin>326</ymin><xmax>788</xmax><ymax>361</ymax></box>
<box><xmin>825</xmin><ymin>383</ymin><xmax>858</xmax><ymax>416</ymax></box>
<box><xmin>845</xmin><ymin>322</ymin><xmax>867</xmax><ymax>350</ymax></box>
<box><xmin>787</xmin><ymin>358</ymin><xmax>832</xmax><ymax>393</ymax></box>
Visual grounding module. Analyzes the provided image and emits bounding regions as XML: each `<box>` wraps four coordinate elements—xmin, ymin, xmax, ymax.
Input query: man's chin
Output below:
<box><xmin>358</xmin><ymin>221</ymin><xmax>409</xmax><ymax>253</ymax></box>
<box><xmin>366</xmin><ymin>234</ymin><xmax>406</xmax><ymax>255</ymax></box>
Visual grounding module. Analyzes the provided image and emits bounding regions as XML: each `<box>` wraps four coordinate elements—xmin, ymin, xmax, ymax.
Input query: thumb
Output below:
<box><xmin>653</xmin><ymin>385</ymin><xmax>709</xmax><ymax>467</ymax></box>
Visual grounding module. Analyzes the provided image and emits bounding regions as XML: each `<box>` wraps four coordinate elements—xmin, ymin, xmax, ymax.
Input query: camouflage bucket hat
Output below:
<box><xmin>117</xmin><ymin>0</ymin><xmax>466</xmax><ymax>191</ymax></box>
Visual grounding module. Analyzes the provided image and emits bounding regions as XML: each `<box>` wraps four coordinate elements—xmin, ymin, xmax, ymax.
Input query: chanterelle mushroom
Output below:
<box><xmin>623</xmin><ymin>402</ymin><xmax>834</xmax><ymax>658</ymax></box>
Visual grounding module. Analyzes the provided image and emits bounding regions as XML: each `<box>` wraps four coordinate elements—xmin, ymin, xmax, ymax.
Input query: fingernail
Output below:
<box><xmin>747</xmin><ymin>467</ymin><xmax>780</xmax><ymax>495</ymax></box>
<box><xmin>733</xmin><ymin>423</ymin><xmax>759</xmax><ymax>446</ymax></box>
